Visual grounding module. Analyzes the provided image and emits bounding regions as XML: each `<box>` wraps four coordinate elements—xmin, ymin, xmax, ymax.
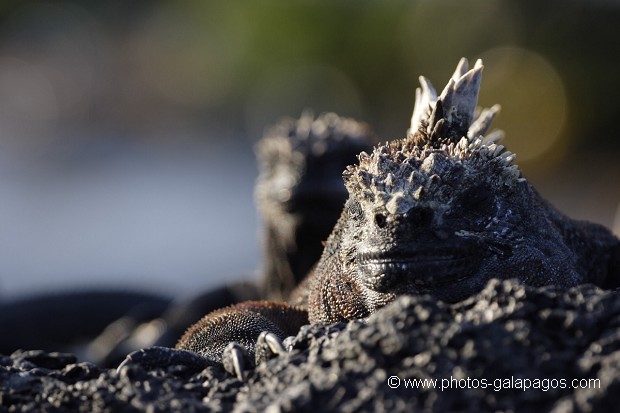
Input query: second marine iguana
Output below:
<box><xmin>255</xmin><ymin>112</ymin><xmax>376</xmax><ymax>300</ymax></box>
<box><xmin>119</xmin><ymin>58</ymin><xmax>620</xmax><ymax>378</ymax></box>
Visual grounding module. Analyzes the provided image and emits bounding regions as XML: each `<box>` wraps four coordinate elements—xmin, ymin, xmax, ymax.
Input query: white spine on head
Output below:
<box><xmin>408</xmin><ymin>57</ymin><xmax>501</xmax><ymax>143</ymax></box>
<box><xmin>408</xmin><ymin>76</ymin><xmax>437</xmax><ymax>136</ymax></box>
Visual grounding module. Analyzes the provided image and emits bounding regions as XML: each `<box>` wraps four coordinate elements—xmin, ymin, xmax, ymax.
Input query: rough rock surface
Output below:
<box><xmin>2</xmin><ymin>279</ymin><xmax>620</xmax><ymax>412</ymax></box>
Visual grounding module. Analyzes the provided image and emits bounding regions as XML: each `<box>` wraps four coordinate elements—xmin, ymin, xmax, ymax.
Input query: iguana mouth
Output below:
<box><xmin>357</xmin><ymin>249</ymin><xmax>481</xmax><ymax>290</ymax></box>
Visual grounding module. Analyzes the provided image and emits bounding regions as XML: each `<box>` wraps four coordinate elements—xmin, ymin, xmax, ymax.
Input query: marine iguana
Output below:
<box><xmin>255</xmin><ymin>112</ymin><xmax>376</xmax><ymax>300</ymax></box>
<box><xmin>119</xmin><ymin>58</ymin><xmax>620</xmax><ymax>379</ymax></box>
<box><xmin>305</xmin><ymin>58</ymin><xmax>620</xmax><ymax>324</ymax></box>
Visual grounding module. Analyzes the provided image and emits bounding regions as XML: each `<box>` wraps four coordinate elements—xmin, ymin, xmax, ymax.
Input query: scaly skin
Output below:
<box><xmin>176</xmin><ymin>301</ymin><xmax>308</xmax><ymax>362</ymax></box>
<box><xmin>127</xmin><ymin>58</ymin><xmax>620</xmax><ymax>373</ymax></box>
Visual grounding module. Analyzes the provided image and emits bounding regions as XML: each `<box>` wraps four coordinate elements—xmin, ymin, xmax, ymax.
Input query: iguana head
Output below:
<box><xmin>256</xmin><ymin>112</ymin><xmax>374</xmax><ymax>220</ymax></box>
<box><xmin>338</xmin><ymin>58</ymin><xmax>575</xmax><ymax>303</ymax></box>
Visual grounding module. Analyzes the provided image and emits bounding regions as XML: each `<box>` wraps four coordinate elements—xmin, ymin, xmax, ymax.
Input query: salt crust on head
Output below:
<box><xmin>344</xmin><ymin>58</ymin><xmax>522</xmax><ymax>214</ymax></box>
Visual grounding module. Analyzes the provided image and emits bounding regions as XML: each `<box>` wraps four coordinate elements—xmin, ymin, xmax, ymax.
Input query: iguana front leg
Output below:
<box><xmin>118</xmin><ymin>301</ymin><xmax>308</xmax><ymax>380</ymax></box>
<box><xmin>176</xmin><ymin>301</ymin><xmax>307</xmax><ymax>368</ymax></box>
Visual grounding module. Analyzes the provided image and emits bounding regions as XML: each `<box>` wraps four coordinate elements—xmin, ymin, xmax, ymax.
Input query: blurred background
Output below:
<box><xmin>0</xmin><ymin>0</ymin><xmax>618</xmax><ymax>299</ymax></box>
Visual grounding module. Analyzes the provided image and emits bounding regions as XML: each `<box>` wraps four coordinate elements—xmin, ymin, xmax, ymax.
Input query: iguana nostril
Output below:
<box><xmin>374</xmin><ymin>213</ymin><xmax>387</xmax><ymax>228</ymax></box>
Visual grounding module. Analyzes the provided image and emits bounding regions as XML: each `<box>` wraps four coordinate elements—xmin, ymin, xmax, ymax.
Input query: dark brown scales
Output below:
<box><xmin>177</xmin><ymin>301</ymin><xmax>307</xmax><ymax>362</ymax></box>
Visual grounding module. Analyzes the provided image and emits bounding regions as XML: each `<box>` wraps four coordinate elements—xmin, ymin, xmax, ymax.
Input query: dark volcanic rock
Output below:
<box><xmin>2</xmin><ymin>279</ymin><xmax>620</xmax><ymax>412</ymax></box>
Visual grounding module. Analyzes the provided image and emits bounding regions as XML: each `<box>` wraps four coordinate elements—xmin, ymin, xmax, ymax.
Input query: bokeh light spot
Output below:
<box><xmin>477</xmin><ymin>47</ymin><xmax>568</xmax><ymax>162</ymax></box>
<box><xmin>400</xmin><ymin>1</ymin><xmax>521</xmax><ymax>75</ymax></box>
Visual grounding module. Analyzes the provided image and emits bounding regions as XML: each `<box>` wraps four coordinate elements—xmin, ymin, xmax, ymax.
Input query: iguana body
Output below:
<box><xmin>128</xmin><ymin>59</ymin><xmax>620</xmax><ymax>374</ymax></box>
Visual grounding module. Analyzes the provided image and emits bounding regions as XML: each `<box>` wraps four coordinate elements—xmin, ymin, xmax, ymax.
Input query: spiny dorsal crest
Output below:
<box><xmin>344</xmin><ymin>58</ymin><xmax>521</xmax><ymax>214</ymax></box>
<box><xmin>256</xmin><ymin>111</ymin><xmax>372</xmax><ymax>173</ymax></box>
<box><xmin>408</xmin><ymin>57</ymin><xmax>502</xmax><ymax>144</ymax></box>
<box><xmin>256</xmin><ymin>111</ymin><xmax>373</xmax><ymax>205</ymax></box>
